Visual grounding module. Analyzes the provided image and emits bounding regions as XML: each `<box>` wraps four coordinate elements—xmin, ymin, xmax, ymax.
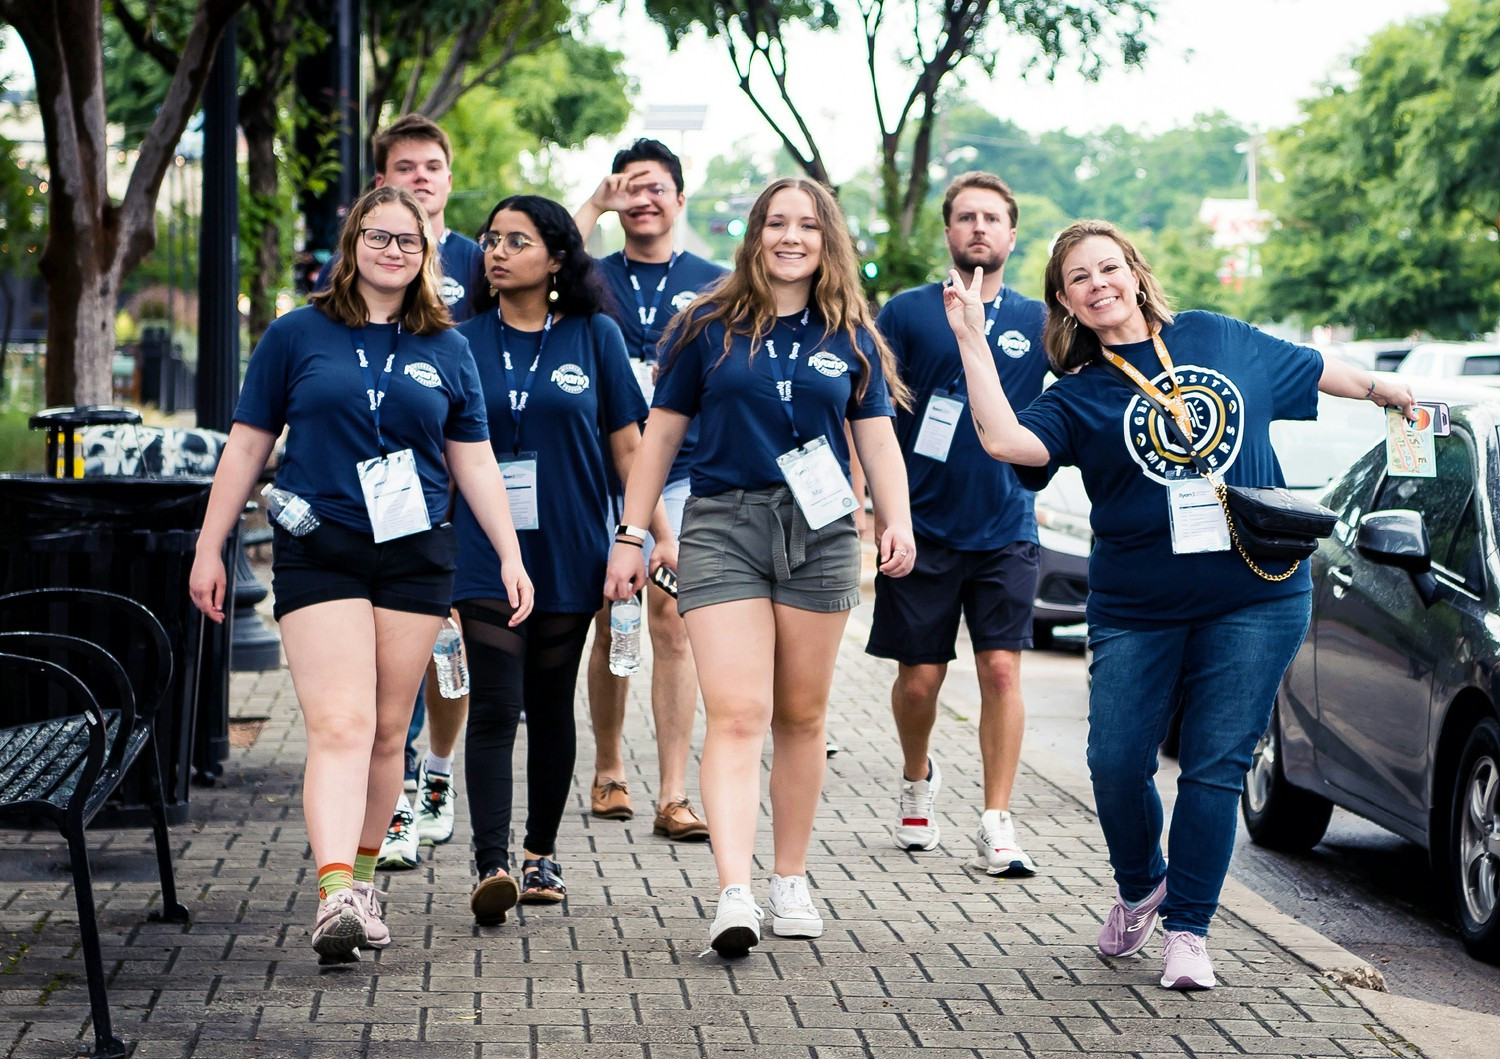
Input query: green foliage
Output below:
<box><xmin>1257</xmin><ymin>0</ymin><xmax>1500</xmax><ymax>336</ymax></box>
<box><xmin>507</xmin><ymin>39</ymin><xmax>631</xmax><ymax>149</ymax></box>
<box><xmin>441</xmin><ymin>87</ymin><xmax>532</xmax><ymax>240</ymax></box>
<box><xmin>0</xmin><ymin>407</ymin><xmax>42</xmax><ymax>473</ymax></box>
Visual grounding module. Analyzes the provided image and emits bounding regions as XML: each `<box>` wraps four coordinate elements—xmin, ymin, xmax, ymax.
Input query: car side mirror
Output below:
<box><xmin>1356</xmin><ymin>509</ymin><xmax>1431</xmax><ymax>572</ymax></box>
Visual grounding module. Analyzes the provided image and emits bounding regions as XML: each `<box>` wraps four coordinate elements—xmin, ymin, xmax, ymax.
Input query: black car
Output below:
<box><xmin>1241</xmin><ymin>384</ymin><xmax>1500</xmax><ymax>963</ymax></box>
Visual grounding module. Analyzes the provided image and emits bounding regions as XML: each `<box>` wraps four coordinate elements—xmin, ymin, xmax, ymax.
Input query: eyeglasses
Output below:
<box><xmin>630</xmin><ymin>183</ymin><xmax>672</xmax><ymax>199</ymax></box>
<box><xmin>478</xmin><ymin>231</ymin><xmax>540</xmax><ymax>255</ymax></box>
<box><xmin>360</xmin><ymin>228</ymin><xmax>426</xmax><ymax>254</ymax></box>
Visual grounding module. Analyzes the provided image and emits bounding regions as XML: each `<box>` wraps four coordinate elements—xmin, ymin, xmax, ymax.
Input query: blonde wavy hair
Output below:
<box><xmin>660</xmin><ymin>177</ymin><xmax>909</xmax><ymax>409</ymax></box>
<box><xmin>310</xmin><ymin>186</ymin><xmax>452</xmax><ymax>335</ymax></box>
<box><xmin>1042</xmin><ymin>219</ymin><xmax>1174</xmax><ymax>374</ymax></box>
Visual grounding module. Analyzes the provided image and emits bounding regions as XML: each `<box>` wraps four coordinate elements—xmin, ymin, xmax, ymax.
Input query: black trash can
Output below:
<box><xmin>0</xmin><ymin>474</ymin><xmax>233</xmax><ymax>825</ymax></box>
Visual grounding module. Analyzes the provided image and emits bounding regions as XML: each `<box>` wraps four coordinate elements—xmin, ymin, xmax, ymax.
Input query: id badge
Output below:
<box><xmin>912</xmin><ymin>390</ymin><xmax>965</xmax><ymax>462</ymax></box>
<box><xmin>498</xmin><ymin>452</ymin><xmax>540</xmax><ymax>531</ymax></box>
<box><xmin>1385</xmin><ymin>407</ymin><xmax>1436</xmax><ymax>478</ymax></box>
<box><xmin>776</xmin><ymin>435</ymin><xmax>858</xmax><ymax>530</ymax></box>
<box><xmin>1167</xmin><ymin>479</ymin><xmax>1230</xmax><ymax>554</ymax></box>
<box><xmin>356</xmin><ymin>448</ymin><xmax>431</xmax><ymax>543</ymax></box>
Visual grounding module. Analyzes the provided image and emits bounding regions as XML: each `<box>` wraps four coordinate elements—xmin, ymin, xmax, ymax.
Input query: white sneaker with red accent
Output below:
<box><xmin>971</xmin><ymin>809</ymin><xmax>1037</xmax><ymax>877</ymax></box>
<box><xmin>893</xmin><ymin>757</ymin><xmax>942</xmax><ymax>851</ymax></box>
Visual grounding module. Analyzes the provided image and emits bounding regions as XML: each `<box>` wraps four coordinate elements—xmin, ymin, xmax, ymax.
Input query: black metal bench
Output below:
<box><xmin>0</xmin><ymin>587</ymin><xmax>191</xmax><ymax>1059</ymax></box>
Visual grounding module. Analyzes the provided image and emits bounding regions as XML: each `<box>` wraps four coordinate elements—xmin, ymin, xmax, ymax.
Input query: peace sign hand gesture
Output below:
<box><xmin>943</xmin><ymin>266</ymin><xmax>987</xmax><ymax>343</ymax></box>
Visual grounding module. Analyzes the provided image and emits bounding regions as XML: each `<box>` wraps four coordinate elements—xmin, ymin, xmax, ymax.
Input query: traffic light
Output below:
<box><xmin>727</xmin><ymin>218</ymin><xmax>747</xmax><ymax>238</ymax></box>
<box><xmin>862</xmin><ymin>260</ymin><xmax>879</xmax><ymax>280</ymax></box>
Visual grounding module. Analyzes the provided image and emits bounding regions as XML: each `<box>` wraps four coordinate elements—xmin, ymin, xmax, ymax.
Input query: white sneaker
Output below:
<box><xmin>351</xmin><ymin>880</ymin><xmax>390</xmax><ymax>949</ymax></box>
<box><xmin>1160</xmin><ymin>930</ymin><xmax>1216</xmax><ymax>990</ymax></box>
<box><xmin>310</xmin><ymin>889</ymin><xmax>366</xmax><ymax>964</ymax></box>
<box><xmin>894</xmin><ymin>757</ymin><xmax>942</xmax><ymax>850</ymax></box>
<box><xmin>377</xmin><ymin>799</ymin><xmax>421</xmax><ymax>870</ymax></box>
<box><xmin>414</xmin><ymin>765</ymin><xmax>457</xmax><ymax>846</ymax></box>
<box><xmin>972</xmin><ymin>809</ymin><xmax>1037</xmax><ymax>877</ymax></box>
<box><xmin>708</xmin><ymin>885</ymin><xmax>763</xmax><ymax>958</ymax></box>
<box><xmin>767</xmin><ymin>874</ymin><xmax>824</xmax><ymax>939</ymax></box>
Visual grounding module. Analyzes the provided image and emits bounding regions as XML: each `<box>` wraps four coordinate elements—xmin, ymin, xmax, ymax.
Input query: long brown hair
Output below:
<box><xmin>660</xmin><ymin>177</ymin><xmax>910</xmax><ymax>409</ymax></box>
<box><xmin>310</xmin><ymin>186</ymin><xmax>452</xmax><ymax>335</ymax></box>
<box><xmin>1041</xmin><ymin>219</ymin><xmax>1173</xmax><ymax>374</ymax></box>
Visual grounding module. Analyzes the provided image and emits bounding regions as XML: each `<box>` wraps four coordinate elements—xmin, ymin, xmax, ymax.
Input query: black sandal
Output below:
<box><xmin>519</xmin><ymin>856</ymin><xmax>566</xmax><ymax>903</ymax></box>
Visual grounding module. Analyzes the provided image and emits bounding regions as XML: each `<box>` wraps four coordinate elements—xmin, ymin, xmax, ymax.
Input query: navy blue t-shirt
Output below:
<box><xmin>879</xmin><ymin>283</ymin><xmax>1047</xmax><ymax>550</ymax></box>
<box><xmin>1015</xmin><ymin>310</ymin><xmax>1324</xmax><ymax>629</ymax></box>
<box><xmin>314</xmin><ymin>229</ymin><xmax>487</xmax><ymax>323</ymax></box>
<box><xmin>653</xmin><ymin>311</ymin><xmax>895</xmax><ymax>497</ymax></box>
<box><xmin>598</xmin><ymin>250</ymin><xmax>726</xmax><ymax>486</ymax></box>
<box><xmin>450</xmin><ymin>311</ymin><xmax>648</xmax><ymax>613</ymax></box>
<box><xmin>234</xmin><ymin>305</ymin><xmax>489</xmax><ymax>534</ymax></box>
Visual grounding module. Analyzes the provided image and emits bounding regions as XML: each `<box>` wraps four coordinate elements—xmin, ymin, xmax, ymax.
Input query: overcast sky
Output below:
<box><xmin>575</xmin><ymin>0</ymin><xmax>1449</xmax><ymax>192</ymax></box>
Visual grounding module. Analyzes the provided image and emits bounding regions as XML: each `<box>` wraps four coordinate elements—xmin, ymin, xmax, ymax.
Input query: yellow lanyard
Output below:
<box><xmin>1100</xmin><ymin>331</ymin><xmax>1195</xmax><ymax>445</ymax></box>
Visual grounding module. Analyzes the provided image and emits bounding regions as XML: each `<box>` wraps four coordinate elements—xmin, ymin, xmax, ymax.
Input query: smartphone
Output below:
<box><xmin>1416</xmin><ymin>401</ymin><xmax>1450</xmax><ymax>437</ymax></box>
<box><xmin>650</xmin><ymin>565</ymin><xmax>679</xmax><ymax>598</ymax></box>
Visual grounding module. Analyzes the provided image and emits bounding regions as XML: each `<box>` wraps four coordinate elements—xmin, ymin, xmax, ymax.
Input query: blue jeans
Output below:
<box><xmin>1086</xmin><ymin>591</ymin><xmax>1311</xmax><ymax>936</ymax></box>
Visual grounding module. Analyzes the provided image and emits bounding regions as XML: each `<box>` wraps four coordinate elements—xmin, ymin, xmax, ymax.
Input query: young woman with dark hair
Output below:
<box><xmin>189</xmin><ymin>185</ymin><xmax>533</xmax><ymax>963</ymax></box>
<box><xmin>454</xmin><ymin>194</ymin><xmax>665</xmax><ymax>925</ymax></box>
<box><xmin>605</xmin><ymin>177</ymin><xmax>916</xmax><ymax>957</ymax></box>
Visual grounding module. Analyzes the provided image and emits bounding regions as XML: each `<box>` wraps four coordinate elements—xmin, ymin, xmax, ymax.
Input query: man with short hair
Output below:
<box><xmin>573</xmin><ymin>138</ymin><xmax>725</xmax><ymax>840</ymax></box>
<box><xmin>332</xmin><ymin>114</ymin><xmax>486</xmax><ymax>871</ymax></box>
<box><xmin>867</xmin><ymin>172</ymin><xmax>1048</xmax><ymax>877</ymax></box>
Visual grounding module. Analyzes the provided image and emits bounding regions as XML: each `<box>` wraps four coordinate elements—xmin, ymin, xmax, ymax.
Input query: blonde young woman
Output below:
<box><xmin>605</xmin><ymin>177</ymin><xmax>915</xmax><ymax>956</ymax></box>
<box><xmin>189</xmin><ymin>186</ymin><xmax>533</xmax><ymax>963</ymax></box>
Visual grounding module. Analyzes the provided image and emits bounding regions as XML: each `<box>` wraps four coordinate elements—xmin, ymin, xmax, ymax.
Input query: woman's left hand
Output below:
<box><xmin>876</xmin><ymin>524</ymin><xmax>917</xmax><ymax>578</ymax></box>
<box><xmin>502</xmin><ymin>558</ymin><xmax>534</xmax><ymax>626</ymax></box>
<box><xmin>1370</xmin><ymin>376</ymin><xmax>1419</xmax><ymax>421</ymax></box>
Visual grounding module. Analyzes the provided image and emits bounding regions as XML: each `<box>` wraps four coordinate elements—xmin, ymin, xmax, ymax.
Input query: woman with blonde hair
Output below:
<box><xmin>189</xmin><ymin>185</ymin><xmax>533</xmax><ymax>963</ymax></box>
<box><xmin>943</xmin><ymin>218</ymin><xmax>1414</xmax><ymax>990</ymax></box>
<box><xmin>605</xmin><ymin>176</ymin><xmax>916</xmax><ymax>957</ymax></box>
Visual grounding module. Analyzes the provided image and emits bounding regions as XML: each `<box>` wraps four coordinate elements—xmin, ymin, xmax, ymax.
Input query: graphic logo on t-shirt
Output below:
<box><xmin>404</xmin><ymin>362</ymin><xmax>442</xmax><ymax>389</ymax></box>
<box><xmin>808</xmin><ymin>350</ymin><xmax>849</xmax><ymax>378</ymax></box>
<box><xmin>996</xmin><ymin>329</ymin><xmax>1031</xmax><ymax>359</ymax></box>
<box><xmin>670</xmin><ymin>290</ymin><xmax>697</xmax><ymax>312</ymax></box>
<box><xmin>551</xmin><ymin>364</ymin><xmax>591</xmax><ymax>394</ymax></box>
<box><xmin>439</xmin><ymin>276</ymin><xmax>465</xmax><ymax>307</ymax></box>
<box><xmin>1122</xmin><ymin>364</ymin><xmax>1244</xmax><ymax>484</ymax></box>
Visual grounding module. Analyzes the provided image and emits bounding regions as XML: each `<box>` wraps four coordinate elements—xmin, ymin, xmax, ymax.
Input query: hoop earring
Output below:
<box><xmin>1063</xmin><ymin>314</ymin><xmax>1077</xmax><ymax>334</ymax></box>
<box><xmin>1136</xmin><ymin>289</ymin><xmax>1146</xmax><ymax>306</ymax></box>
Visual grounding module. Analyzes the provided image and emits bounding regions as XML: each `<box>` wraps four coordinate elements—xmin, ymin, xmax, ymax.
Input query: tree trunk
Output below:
<box><xmin>0</xmin><ymin>0</ymin><xmax>245</xmax><ymax>406</ymax></box>
<box><xmin>242</xmin><ymin>122</ymin><xmax>281</xmax><ymax>348</ymax></box>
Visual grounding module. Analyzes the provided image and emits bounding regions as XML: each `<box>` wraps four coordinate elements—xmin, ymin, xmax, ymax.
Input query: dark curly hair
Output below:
<box><xmin>474</xmin><ymin>195</ymin><xmax>615</xmax><ymax>319</ymax></box>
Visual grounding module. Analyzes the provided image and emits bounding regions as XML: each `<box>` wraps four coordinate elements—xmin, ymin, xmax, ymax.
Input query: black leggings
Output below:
<box><xmin>456</xmin><ymin>600</ymin><xmax>593</xmax><ymax>876</ymax></box>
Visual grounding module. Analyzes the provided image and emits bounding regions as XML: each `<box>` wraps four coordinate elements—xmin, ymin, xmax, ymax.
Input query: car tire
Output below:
<box><xmin>1241</xmin><ymin>707</ymin><xmax>1333</xmax><ymax>852</ymax></box>
<box><xmin>1450</xmin><ymin>717</ymin><xmax>1500</xmax><ymax>963</ymax></box>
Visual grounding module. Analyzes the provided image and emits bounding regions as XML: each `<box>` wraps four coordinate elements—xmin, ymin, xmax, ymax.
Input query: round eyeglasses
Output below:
<box><xmin>478</xmin><ymin>231</ymin><xmax>540</xmax><ymax>256</ymax></box>
<box><xmin>360</xmin><ymin>228</ymin><xmax>426</xmax><ymax>254</ymax></box>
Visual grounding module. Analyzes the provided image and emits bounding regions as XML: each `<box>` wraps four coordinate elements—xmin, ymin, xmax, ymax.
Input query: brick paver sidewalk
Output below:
<box><xmin>2</xmin><ymin>597</ymin><xmax>1419</xmax><ymax>1058</ymax></box>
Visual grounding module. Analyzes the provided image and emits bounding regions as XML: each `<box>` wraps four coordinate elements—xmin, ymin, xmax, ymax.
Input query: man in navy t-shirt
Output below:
<box><xmin>315</xmin><ymin>115</ymin><xmax>486</xmax><ymax>325</ymax></box>
<box><xmin>573</xmin><ymin>138</ymin><xmax>725</xmax><ymax>841</ymax></box>
<box><xmin>866</xmin><ymin>172</ymin><xmax>1049</xmax><ymax>879</ymax></box>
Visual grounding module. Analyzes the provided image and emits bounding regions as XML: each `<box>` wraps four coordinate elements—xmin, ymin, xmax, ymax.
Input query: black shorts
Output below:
<box><xmin>270</xmin><ymin>519</ymin><xmax>457</xmax><ymax>620</ymax></box>
<box><xmin>866</xmin><ymin>536</ymin><xmax>1039</xmax><ymax>664</ymax></box>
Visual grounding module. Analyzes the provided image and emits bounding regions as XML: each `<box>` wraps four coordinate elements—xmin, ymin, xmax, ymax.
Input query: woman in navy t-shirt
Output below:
<box><xmin>604</xmin><ymin>178</ymin><xmax>917</xmax><ymax>958</ymax></box>
<box><xmin>944</xmin><ymin>219</ymin><xmax>1416</xmax><ymax>992</ymax></box>
<box><xmin>188</xmin><ymin>186</ymin><xmax>533</xmax><ymax>964</ymax></box>
<box><xmin>453</xmin><ymin>195</ymin><xmax>659</xmax><ymax>926</ymax></box>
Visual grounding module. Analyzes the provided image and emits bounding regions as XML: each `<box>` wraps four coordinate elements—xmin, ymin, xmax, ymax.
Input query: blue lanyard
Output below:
<box><xmin>764</xmin><ymin>308</ymin><xmax>812</xmax><ymax>441</ymax></box>
<box><xmin>948</xmin><ymin>288</ymin><xmax>1005</xmax><ymax>393</ymax></box>
<box><xmin>352</xmin><ymin>326</ymin><xmax>399</xmax><ymax>455</ymax></box>
<box><xmin>624</xmin><ymin>252</ymin><xmax>678</xmax><ymax>360</ymax></box>
<box><xmin>497</xmin><ymin>307</ymin><xmax>553</xmax><ymax>449</ymax></box>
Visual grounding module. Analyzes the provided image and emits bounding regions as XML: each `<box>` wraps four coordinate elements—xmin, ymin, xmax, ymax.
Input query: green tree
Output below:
<box><xmin>643</xmin><ymin>0</ymin><xmax>1154</xmax><ymax>295</ymax></box>
<box><xmin>1257</xmin><ymin>0</ymin><xmax>1500</xmax><ymax>336</ymax></box>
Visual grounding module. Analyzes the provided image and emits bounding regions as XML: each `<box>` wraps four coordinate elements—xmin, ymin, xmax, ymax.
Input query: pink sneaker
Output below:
<box><xmin>1160</xmin><ymin>930</ymin><xmax>1216</xmax><ymax>990</ymax></box>
<box><xmin>1097</xmin><ymin>879</ymin><xmax>1166</xmax><ymax>957</ymax></box>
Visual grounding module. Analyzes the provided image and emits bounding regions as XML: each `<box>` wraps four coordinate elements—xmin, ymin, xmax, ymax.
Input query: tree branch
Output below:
<box><xmin>109</xmin><ymin>0</ymin><xmax>181</xmax><ymax>73</ymax></box>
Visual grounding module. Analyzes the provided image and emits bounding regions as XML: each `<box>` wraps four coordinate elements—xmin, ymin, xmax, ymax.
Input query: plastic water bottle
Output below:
<box><xmin>432</xmin><ymin>618</ymin><xmax>468</xmax><ymax>698</ymax></box>
<box><xmin>608</xmin><ymin>595</ymin><xmax>642</xmax><ymax>677</ymax></box>
<box><xmin>260</xmin><ymin>482</ymin><xmax>320</xmax><ymax>536</ymax></box>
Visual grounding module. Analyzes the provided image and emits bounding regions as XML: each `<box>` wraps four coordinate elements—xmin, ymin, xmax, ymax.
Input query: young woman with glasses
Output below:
<box><xmin>453</xmin><ymin>194</ymin><xmax>666</xmax><ymax>926</ymax></box>
<box><xmin>604</xmin><ymin>177</ymin><xmax>916</xmax><ymax>957</ymax></box>
<box><xmin>189</xmin><ymin>185</ymin><xmax>534</xmax><ymax>964</ymax></box>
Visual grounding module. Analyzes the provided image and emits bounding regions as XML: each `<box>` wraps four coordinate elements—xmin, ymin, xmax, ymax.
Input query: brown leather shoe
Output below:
<box><xmin>591</xmin><ymin>778</ymin><xmax>633</xmax><ymax>820</ymax></box>
<box><xmin>652</xmin><ymin>798</ymin><xmax>710</xmax><ymax>841</ymax></box>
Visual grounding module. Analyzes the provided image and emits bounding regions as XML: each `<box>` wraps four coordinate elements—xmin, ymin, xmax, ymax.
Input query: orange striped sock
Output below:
<box><xmin>353</xmin><ymin>847</ymin><xmax>380</xmax><ymax>884</ymax></box>
<box><xmin>317</xmin><ymin>863</ymin><xmax>354</xmax><ymax>900</ymax></box>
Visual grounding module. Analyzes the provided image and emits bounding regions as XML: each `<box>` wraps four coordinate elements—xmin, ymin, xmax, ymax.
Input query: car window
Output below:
<box><xmin>1323</xmin><ymin>444</ymin><xmax>1388</xmax><ymax>544</ymax></box>
<box><xmin>1446</xmin><ymin>492</ymin><xmax>1484</xmax><ymax>592</ymax></box>
<box><xmin>1462</xmin><ymin>355</ymin><xmax>1500</xmax><ymax>376</ymax></box>
<box><xmin>1372</xmin><ymin>430</ymin><xmax>1477</xmax><ymax>576</ymax></box>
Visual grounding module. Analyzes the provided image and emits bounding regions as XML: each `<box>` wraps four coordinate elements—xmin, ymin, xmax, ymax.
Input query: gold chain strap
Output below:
<box><xmin>1211</xmin><ymin>480</ymin><xmax>1300</xmax><ymax>583</ymax></box>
